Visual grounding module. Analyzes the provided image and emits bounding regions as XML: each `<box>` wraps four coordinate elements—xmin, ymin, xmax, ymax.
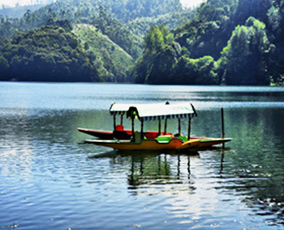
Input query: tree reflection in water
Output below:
<box><xmin>90</xmin><ymin>150</ymin><xmax>199</xmax><ymax>189</ymax></box>
<box><xmin>88</xmin><ymin>146</ymin><xmax>284</xmax><ymax>227</ymax></box>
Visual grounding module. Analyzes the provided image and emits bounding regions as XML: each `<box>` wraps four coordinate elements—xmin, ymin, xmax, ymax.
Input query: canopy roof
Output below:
<box><xmin>110</xmin><ymin>102</ymin><xmax>197</xmax><ymax>121</ymax></box>
<box><xmin>109</xmin><ymin>103</ymin><xmax>133</xmax><ymax>115</ymax></box>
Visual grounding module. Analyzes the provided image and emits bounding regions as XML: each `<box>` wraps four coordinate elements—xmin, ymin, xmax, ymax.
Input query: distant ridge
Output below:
<box><xmin>0</xmin><ymin>5</ymin><xmax>44</xmax><ymax>18</ymax></box>
<box><xmin>1</xmin><ymin>0</ymin><xmax>56</xmax><ymax>9</ymax></box>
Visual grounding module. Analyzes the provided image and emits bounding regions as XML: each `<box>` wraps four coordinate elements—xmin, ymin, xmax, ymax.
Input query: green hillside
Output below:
<box><xmin>73</xmin><ymin>24</ymin><xmax>134</xmax><ymax>82</ymax></box>
<box><xmin>132</xmin><ymin>0</ymin><xmax>284</xmax><ymax>85</ymax></box>
<box><xmin>0</xmin><ymin>0</ymin><xmax>189</xmax><ymax>83</ymax></box>
<box><xmin>0</xmin><ymin>0</ymin><xmax>185</xmax><ymax>40</ymax></box>
<box><xmin>2</xmin><ymin>0</ymin><xmax>283</xmax><ymax>85</ymax></box>
<box><xmin>129</xmin><ymin>9</ymin><xmax>196</xmax><ymax>38</ymax></box>
<box><xmin>0</xmin><ymin>20</ymin><xmax>99</xmax><ymax>82</ymax></box>
<box><xmin>0</xmin><ymin>21</ymin><xmax>138</xmax><ymax>82</ymax></box>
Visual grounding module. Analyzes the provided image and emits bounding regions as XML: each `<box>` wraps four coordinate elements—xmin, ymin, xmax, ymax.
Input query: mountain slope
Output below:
<box><xmin>0</xmin><ymin>0</ymin><xmax>186</xmax><ymax>39</ymax></box>
<box><xmin>0</xmin><ymin>0</ymin><xmax>196</xmax><ymax>83</ymax></box>
<box><xmin>0</xmin><ymin>21</ymin><xmax>99</xmax><ymax>82</ymax></box>
<box><xmin>73</xmin><ymin>24</ymin><xmax>134</xmax><ymax>82</ymax></box>
<box><xmin>129</xmin><ymin>9</ymin><xmax>196</xmax><ymax>38</ymax></box>
<box><xmin>132</xmin><ymin>0</ymin><xmax>284</xmax><ymax>85</ymax></box>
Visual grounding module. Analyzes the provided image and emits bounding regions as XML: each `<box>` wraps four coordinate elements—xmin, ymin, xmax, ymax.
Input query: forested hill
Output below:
<box><xmin>0</xmin><ymin>0</ymin><xmax>185</xmax><ymax>40</ymax></box>
<box><xmin>0</xmin><ymin>21</ymin><xmax>100</xmax><ymax>82</ymax></box>
<box><xmin>1</xmin><ymin>0</ymin><xmax>284</xmax><ymax>85</ymax></box>
<box><xmin>133</xmin><ymin>0</ymin><xmax>284</xmax><ymax>85</ymax></box>
<box><xmin>0</xmin><ymin>0</ymin><xmax>195</xmax><ymax>82</ymax></box>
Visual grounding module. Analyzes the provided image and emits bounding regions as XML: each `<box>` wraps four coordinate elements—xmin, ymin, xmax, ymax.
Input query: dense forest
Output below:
<box><xmin>133</xmin><ymin>0</ymin><xmax>284</xmax><ymax>85</ymax></box>
<box><xmin>0</xmin><ymin>0</ymin><xmax>284</xmax><ymax>85</ymax></box>
<box><xmin>0</xmin><ymin>0</ymin><xmax>194</xmax><ymax>82</ymax></box>
<box><xmin>0</xmin><ymin>20</ymin><xmax>100</xmax><ymax>82</ymax></box>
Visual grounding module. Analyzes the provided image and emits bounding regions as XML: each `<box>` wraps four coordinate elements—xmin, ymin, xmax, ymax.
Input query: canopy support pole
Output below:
<box><xmin>164</xmin><ymin>118</ymin><xmax>168</xmax><ymax>135</ymax></box>
<box><xmin>188</xmin><ymin>117</ymin><xmax>191</xmax><ymax>140</ymax></box>
<box><xmin>141</xmin><ymin>120</ymin><xmax>144</xmax><ymax>141</ymax></box>
<box><xmin>120</xmin><ymin>114</ymin><xmax>123</xmax><ymax>125</ymax></box>
<box><xmin>158</xmin><ymin>119</ymin><xmax>161</xmax><ymax>136</ymax></box>
<box><xmin>132</xmin><ymin>117</ymin><xmax>135</xmax><ymax>142</ymax></box>
<box><xmin>178</xmin><ymin>118</ymin><xmax>181</xmax><ymax>135</ymax></box>
<box><xmin>113</xmin><ymin>114</ymin><xmax>116</xmax><ymax>131</ymax></box>
<box><xmin>221</xmin><ymin>108</ymin><xmax>225</xmax><ymax>148</ymax></box>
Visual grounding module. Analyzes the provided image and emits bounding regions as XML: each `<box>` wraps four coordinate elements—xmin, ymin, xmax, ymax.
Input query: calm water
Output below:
<box><xmin>0</xmin><ymin>82</ymin><xmax>284</xmax><ymax>230</ymax></box>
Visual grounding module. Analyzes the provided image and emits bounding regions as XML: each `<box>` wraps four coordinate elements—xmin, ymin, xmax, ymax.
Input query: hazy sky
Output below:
<box><xmin>1</xmin><ymin>0</ymin><xmax>206</xmax><ymax>8</ymax></box>
<box><xmin>1</xmin><ymin>0</ymin><xmax>33</xmax><ymax>7</ymax></box>
<box><xmin>180</xmin><ymin>0</ymin><xmax>206</xmax><ymax>8</ymax></box>
<box><xmin>0</xmin><ymin>0</ymin><xmax>55</xmax><ymax>7</ymax></box>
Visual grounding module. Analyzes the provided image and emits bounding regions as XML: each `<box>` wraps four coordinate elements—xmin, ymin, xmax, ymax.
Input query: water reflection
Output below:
<box><xmin>0</xmin><ymin>144</ymin><xmax>34</xmax><ymax>182</ymax></box>
<box><xmin>97</xmin><ymin>149</ymin><xmax>236</xmax><ymax>228</ymax></box>
<box><xmin>88</xmin><ymin>145</ymin><xmax>284</xmax><ymax>227</ymax></box>
<box><xmin>89</xmin><ymin>150</ymin><xmax>198</xmax><ymax>195</ymax></box>
<box><xmin>64</xmin><ymin>106</ymin><xmax>284</xmax><ymax>227</ymax></box>
<box><xmin>127</xmin><ymin>152</ymin><xmax>193</xmax><ymax>188</ymax></box>
<box><xmin>1</xmin><ymin>83</ymin><xmax>284</xmax><ymax>229</ymax></box>
<box><xmin>216</xmin><ymin>144</ymin><xmax>284</xmax><ymax>226</ymax></box>
<box><xmin>1</xmin><ymin>83</ymin><xmax>284</xmax><ymax>111</ymax></box>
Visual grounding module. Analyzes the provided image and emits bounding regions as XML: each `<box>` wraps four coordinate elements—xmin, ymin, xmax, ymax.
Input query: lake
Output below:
<box><xmin>0</xmin><ymin>82</ymin><xmax>284</xmax><ymax>230</ymax></box>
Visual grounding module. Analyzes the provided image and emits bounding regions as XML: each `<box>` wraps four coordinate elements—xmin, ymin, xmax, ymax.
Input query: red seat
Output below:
<box><xmin>115</xmin><ymin>125</ymin><xmax>124</xmax><ymax>131</ymax></box>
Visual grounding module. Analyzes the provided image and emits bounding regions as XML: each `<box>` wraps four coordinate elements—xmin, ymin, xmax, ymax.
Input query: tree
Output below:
<box><xmin>133</xmin><ymin>24</ymin><xmax>177</xmax><ymax>83</ymax></box>
<box><xmin>172</xmin><ymin>55</ymin><xmax>218</xmax><ymax>85</ymax></box>
<box><xmin>219</xmin><ymin>17</ymin><xmax>272</xmax><ymax>85</ymax></box>
<box><xmin>234</xmin><ymin>0</ymin><xmax>272</xmax><ymax>26</ymax></box>
<box><xmin>0</xmin><ymin>55</ymin><xmax>10</xmax><ymax>80</ymax></box>
<box><xmin>267</xmin><ymin>0</ymin><xmax>284</xmax><ymax>84</ymax></box>
<box><xmin>145</xmin><ymin>45</ymin><xmax>178</xmax><ymax>84</ymax></box>
<box><xmin>0</xmin><ymin>20</ymin><xmax>100</xmax><ymax>82</ymax></box>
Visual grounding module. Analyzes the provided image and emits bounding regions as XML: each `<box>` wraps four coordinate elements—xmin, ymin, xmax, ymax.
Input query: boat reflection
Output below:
<box><xmin>127</xmin><ymin>152</ymin><xmax>195</xmax><ymax>188</ymax></box>
<box><xmin>89</xmin><ymin>150</ymin><xmax>199</xmax><ymax>188</ymax></box>
<box><xmin>88</xmin><ymin>148</ymin><xmax>284</xmax><ymax>227</ymax></box>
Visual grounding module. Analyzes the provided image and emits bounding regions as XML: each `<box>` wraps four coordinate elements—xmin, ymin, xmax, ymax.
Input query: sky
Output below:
<box><xmin>0</xmin><ymin>0</ymin><xmax>54</xmax><ymax>8</ymax></box>
<box><xmin>1</xmin><ymin>0</ymin><xmax>32</xmax><ymax>7</ymax></box>
<box><xmin>180</xmin><ymin>0</ymin><xmax>206</xmax><ymax>8</ymax></box>
<box><xmin>1</xmin><ymin>0</ymin><xmax>206</xmax><ymax>8</ymax></box>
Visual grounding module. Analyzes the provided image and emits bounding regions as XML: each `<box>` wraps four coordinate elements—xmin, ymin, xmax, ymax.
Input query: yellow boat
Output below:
<box><xmin>84</xmin><ymin>138</ymin><xmax>200</xmax><ymax>151</ymax></box>
<box><xmin>79</xmin><ymin>102</ymin><xmax>231</xmax><ymax>151</ymax></box>
<box><xmin>190</xmin><ymin>136</ymin><xmax>232</xmax><ymax>148</ymax></box>
<box><xmin>78</xmin><ymin>128</ymin><xmax>232</xmax><ymax>149</ymax></box>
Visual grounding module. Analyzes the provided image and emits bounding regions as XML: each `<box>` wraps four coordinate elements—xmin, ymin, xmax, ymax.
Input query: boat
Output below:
<box><xmin>78</xmin><ymin>102</ymin><xmax>231</xmax><ymax>151</ymax></box>
<box><xmin>78</xmin><ymin>128</ymin><xmax>231</xmax><ymax>149</ymax></box>
<box><xmin>84</xmin><ymin>138</ymin><xmax>201</xmax><ymax>151</ymax></box>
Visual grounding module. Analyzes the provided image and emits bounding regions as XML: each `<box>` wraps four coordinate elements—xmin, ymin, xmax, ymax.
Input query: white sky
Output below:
<box><xmin>180</xmin><ymin>0</ymin><xmax>206</xmax><ymax>8</ymax></box>
<box><xmin>1</xmin><ymin>0</ymin><xmax>206</xmax><ymax>8</ymax></box>
<box><xmin>0</xmin><ymin>0</ymin><xmax>53</xmax><ymax>7</ymax></box>
<box><xmin>1</xmin><ymin>0</ymin><xmax>32</xmax><ymax>7</ymax></box>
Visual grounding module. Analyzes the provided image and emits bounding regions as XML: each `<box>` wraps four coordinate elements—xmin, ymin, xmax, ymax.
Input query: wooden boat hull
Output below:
<box><xmin>77</xmin><ymin>128</ymin><xmax>111</xmax><ymax>138</ymax></box>
<box><xmin>191</xmin><ymin>137</ymin><xmax>232</xmax><ymax>148</ymax></box>
<box><xmin>78</xmin><ymin>128</ymin><xmax>232</xmax><ymax>149</ymax></box>
<box><xmin>77</xmin><ymin>127</ymin><xmax>171</xmax><ymax>139</ymax></box>
<box><xmin>84</xmin><ymin>139</ymin><xmax>200</xmax><ymax>151</ymax></box>
<box><xmin>77</xmin><ymin>128</ymin><xmax>130</xmax><ymax>139</ymax></box>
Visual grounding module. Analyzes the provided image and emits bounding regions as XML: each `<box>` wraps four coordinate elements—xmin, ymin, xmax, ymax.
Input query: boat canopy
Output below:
<box><xmin>109</xmin><ymin>103</ymin><xmax>133</xmax><ymax>115</ymax></box>
<box><xmin>110</xmin><ymin>102</ymin><xmax>197</xmax><ymax>121</ymax></box>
